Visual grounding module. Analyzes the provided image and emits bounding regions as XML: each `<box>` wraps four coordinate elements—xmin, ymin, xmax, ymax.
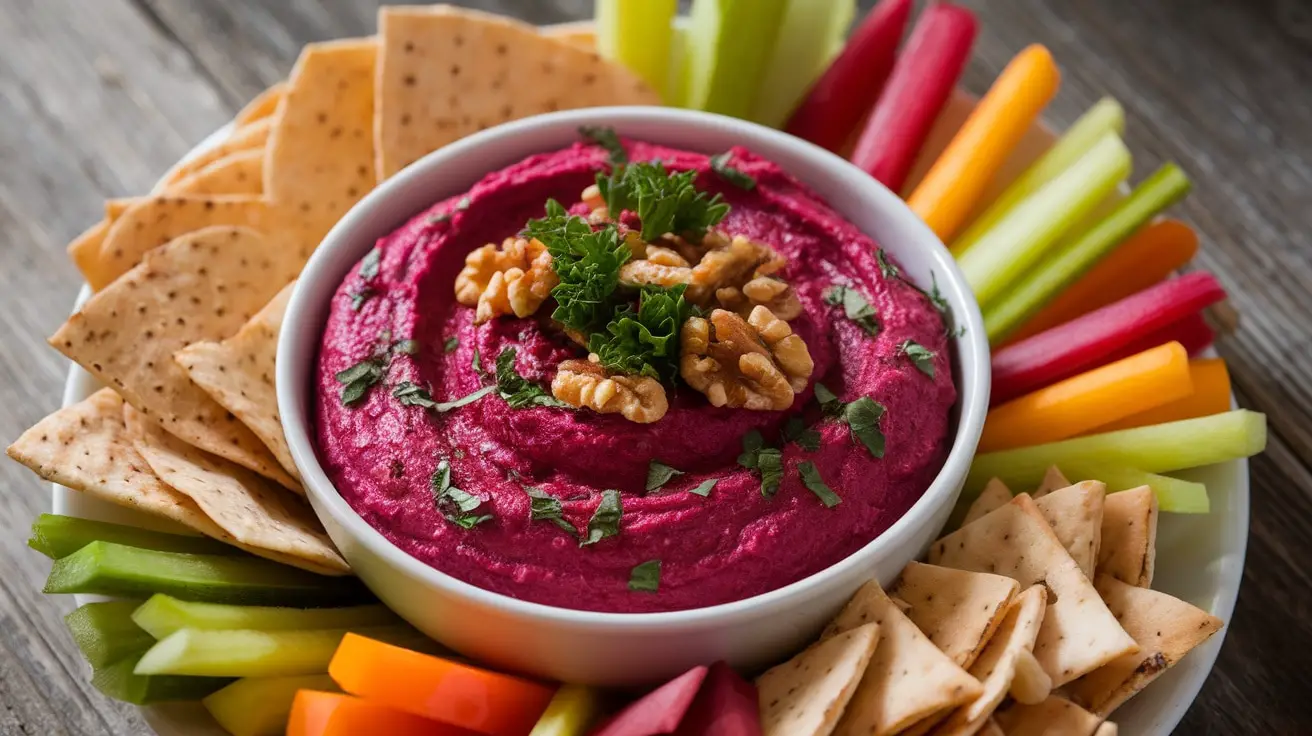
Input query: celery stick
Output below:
<box><xmin>44</xmin><ymin>541</ymin><xmax>370</xmax><ymax>607</ymax></box>
<box><xmin>29</xmin><ymin>513</ymin><xmax>240</xmax><ymax>559</ymax></box>
<box><xmin>966</xmin><ymin>410</ymin><xmax>1267</xmax><ymax>491</ymax></box>
<box><xmin>984</xmin><ymin>163</ymin><xmax>1193</xmax><ymax>343</ymax></box>
<box><xmin>204</xmin><ymin>674</ymin><xmax>339</xmax><ymax>736</ymax></box>
<box><xmin>134</xmin><ymin>626</ymin><xmax>415</xmax><ymax>678</ymax></box>
<box><xmin>530</xmin><ymin>683</ymin><xmax>602</xmax><ymax>736</ymax></box>
<box><xmin>684</xmin><ymin>0</ymin><xmax>790</xmax><ymax>118</ymax></box>
<box><xmin>65</xmin><ymin>601</ymin><xmax>155</xmax><ymax>668</ymax></box>
<box><xmin>132</xmin><ymin>595</ymin><xmax>398</xmax><ymax>639</ymax></box>
<box><xmin>750</xmin><ymin>0</ymin><xmax>857</xmax><ymax>127</ymax></box>
<box><xmin>667</xmin><ymin>20</ymin><xmax>691</xmax><ymax>107</ymax></box>
<box><xmin>954</xmin><ymin>97</ymin><xmax>1126</xmax><ymax>252</ymax></box>
<box><xmin>92</xmin><ymin>652</ymin><xmax>232</xmax><ymax>705</ymax></box>
<box><xmin>595</xmin><ymin>0</ymin><xmax>678</xmax><ymax>101</ymax></box>
<box><xmin>957</xmin><ymin>133</ymin><xmax>1132</xmax><ymax>307</ymax></box>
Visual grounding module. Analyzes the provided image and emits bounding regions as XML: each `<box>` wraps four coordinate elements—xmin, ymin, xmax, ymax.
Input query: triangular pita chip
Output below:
<box><xmin>265</xmin><ymin>38</ymin><xmax>377</xmax><ymax>247</ymax></box>
<box><xmin>124</xmin><ymin>404</ymin><xmax>347</xmax><ymax>575</ymax></box>
<box><xmin>891</xmin><ymin>561</ymin><xmax>1019</xmax><ymax>668</ymax></box>
<box><xmin>1097</xmin><ymin>486</ymin><xmax>1158</xmax><ymax>587</ymax></box>
<box><xmin>234</xmin><ymin>81</ymin><xmax>287</xmax><ymax>126</ymax></box>
<box><xmin>168</xmin><ymin>148</ymin><xmax>264</xmax><ymax>197</ymax></box>
<box><xmin>825</xmin><ymin>581</ymin><xmax>982</xmax><ymax>736</ymax></box>
<box><xmin>1032</xmin><ymin>465</ymin><xmax>1071</xmax><ymax>498</ymax></box>
<box><xmin>374</xmin><ymin>5</ymin><xmax>659</xmax><ymax>179</ymax></box>
<box><xmin>964</xmin><ymin>478</ymin><xmax>1012</xmax><ymax>526</ymax></box>
<box><xmin>175</xmin><ymin>282</ymin><xmax>299</xmax><ymax>483</ymax></box>
<box><xmin>157</xmin><ymin>117</ymin><xmax>271</xmax><ymax>191</ymax></box>
<box><xmin>541</xmin><ymin>23</ymin><xmax>597</xmax><ymax>50</ymax></box>
<box><xmin>757</xmin><ymin>622</ymin><xmax>879</xmax><ymax>736</ymax></box>
<box><xmin>1065</xmin><ymin>576</ymin><xmax>1222</xmax><ymax>716</ymax></box>
<box><xmin>1094</xmin><ymin>721</ymin><xmax>1118</xmax><ymax>736</ymax></box>
<box><xmin>67</xmin><ymin>199</ymin><xmax>141</xmax><ymax>285</ymax></box>
<box><xmin>978</xmin><ymin>719</ymin><xmax>1004</xmax><ymax>736</ymax></box>
<box><xmin>1034</xmin><ymin>481</ymin><xmax>1106</xmax><ymax>578</ymax></box>
<box><xmin>929</xmin><ymin>494</ymin><xmax>1138</xmax><ymax>686</ymax></box>
<box><xmin>6</xmin><ymin>389</ymin><xmax>227</xmax><ymax>539</ymax></box>
<box><xmin>50</xmin><ymin>226</ymin><xmax>301</xmax><ymax>490</ymax></box>
<box><xmin>994</xmin><ymin>696</ymin><xmax>1102</xmax><ymax>736</ymax></box>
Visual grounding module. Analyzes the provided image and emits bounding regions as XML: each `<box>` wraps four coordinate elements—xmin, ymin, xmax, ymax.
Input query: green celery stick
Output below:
<box><xmin>957</xmin><ymin>133</ymin><xmax>1132</xmax><ymax>308</ymax></box>
<box><xmin>529</xmin><ymin>683</ymin><xmax>602</xmax><ymax>736</ymax></box>
<box><xmin>966</xmin><ymin>410</ymin><xmax>1266</xmax><ymax>491</ymax></box>
<box><xmin>596</xmin><ymin>0</ymin><xmax>678</xmax><ymax>101</ymax></box>
<box><xmin>684</xmin><ymin>0</ymin><xmax>790</xmax><ymax>118</ymax></box>
<box><xmin>44</xmin><ymin>541</ymin><xmax>370</xmax><ymax>607</ymax></box>
<box><xmin>666</xmin><ymin>20</ymin><xmax>691</xmax><ymax>108</ymax></box>
<box><xmin>954</xmin><ymin>97</ymin><xmax>1126</xmax><ymax>252</ymax></box>
<box><xmin>28</xmin><ymin>513</ymin><xmax>241</xmax><ymax>559</ymax></box>
<box><xmin>92</xmin><ymin>651</ymin><xmax>233</xmax><ymax>705</ymax></box>
<box><xmin>203</xmin><ymin>674</ymin><xmax>340</xmax><ymax>736</ymax></box>
<box><xmin>132</xmin><ymin>594</ymin><xmax>399</xmax><ymax>639</ymax></box>
<box><xmin>134</xmin><ymin>626</ymin><xmax>417</xmax><ymax>678</ymax></box>
<box><xmin>65</xmin><ymin>601</ymin><xmax>155</xmax><ymax>668</ymax></box>
<box><xmin>984</xmin><ymin>163</ymin><xmax>1193</xmax><ymax>343</ymax></box>
<box><xmin>749</xmin><ymin>0</ymin><xmax>857</xmax><ymax>127</ymax></box>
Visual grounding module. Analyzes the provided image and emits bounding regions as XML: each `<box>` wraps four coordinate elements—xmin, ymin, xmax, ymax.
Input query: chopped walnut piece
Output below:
<box><xmin>680</xmin><ymin>307</ymin><xmax>813</xmax><ymax>411</ymax></box>
<box><xmin>582</xmin><ymin>183</ymin><xmax>610</xmax><ymax>224</ymax></box>
<box><xmin>619</xmin><ymin>258</ymin><xmax>694</xmax><ymax>288</ymax></box>
<box><xmin>552</xmin><ymin>358</ymin><xmax>668</xmax><ymax>424</ymax></box>
<box><xmin>455</xmin><ymin>237</ymin><xmax>558</xmax><ymax>324</ymax></box>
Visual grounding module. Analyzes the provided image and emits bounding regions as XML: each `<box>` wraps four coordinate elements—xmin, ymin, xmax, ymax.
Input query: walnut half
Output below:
<box><xmin>680</xmin><ymin>306</ymin><xmax>813</xmax><ymax>411</ymax></box>
<box><xmin>454</xmin><ymin>237</ymin><xmax>558</xmax><ymax>323</ymax></box>
<box><xmin>552</xmin><ymin>358</ymin><xmax>669</xmax><ymax>424</ymax></box>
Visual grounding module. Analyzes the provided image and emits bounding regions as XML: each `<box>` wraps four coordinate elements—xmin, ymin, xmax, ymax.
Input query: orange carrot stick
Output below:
<box><xmin>328</xmin><ymin>634</ymin><xmax>555</xmax><ymax>736</ymax></box>
<box><xmin>287</xmin><ymin>690</ymin><xmax>472</xmax><ymax>736</ymax></box>
<box><xmin>907</xmin><ymin>44</ymin><xmax>1060</xmax><ymax>243</ymax></box>
<box><xmin>1093</xmin><ymin>358</ymin><xmax>1230</xmax><ymax>433</ymax></box>
<box><xmin>1004</xmin><ymin>219</ymin><xmax>1199</xmax><ymax>344</ymax></box>
<box><xmin>979</xmin><ymin>341</ymin><xmax>1192</xmax><ymax>452</ymax></box>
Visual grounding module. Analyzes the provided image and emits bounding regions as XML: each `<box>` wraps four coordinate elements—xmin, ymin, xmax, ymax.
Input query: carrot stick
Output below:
<box><xmin>979</xmin><ymin>341</ymin><xmax>1192</xmax><ymax>452</ymax></box>
<box><xmin>1093</xmin><ymin>358</ymin><xmax>1231</xmax><ymax>433</ymax></box>
<box><xmin>1004</xmin><ymin>219</ymin><xmax>1199</xmax><ymax>344</ymax></box>
<box><xmin>906</xmin><ymin>44</ymin><xmax>1061</xmax><ymax>242</ymax></box>
<box><xmin>287</xmin><ymin>690</ymin><xmax>470</xmax><ymax>736</ymax></box>
<box><xmin>328</xmin><ymin>633</ymin><xmax>554</xmax><ymax>736</ymax></box>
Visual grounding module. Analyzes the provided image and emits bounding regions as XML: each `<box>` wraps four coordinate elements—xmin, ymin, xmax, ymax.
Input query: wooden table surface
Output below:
<box><xmin>2</xmin><ymin>1</ymin><xmax>1309</xmax><ymax>733</ymax></box>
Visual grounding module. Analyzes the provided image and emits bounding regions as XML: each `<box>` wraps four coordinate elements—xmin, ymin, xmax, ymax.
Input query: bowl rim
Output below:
<box><xmin>277</xmin><ymin>105</ymin><xmax>991</xmax><ymax>629</ymax></box>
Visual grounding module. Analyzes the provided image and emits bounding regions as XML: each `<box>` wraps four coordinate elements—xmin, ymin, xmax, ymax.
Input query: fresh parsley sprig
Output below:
<box><xmin>589</xmin><ymin>285</ymin><xmax>697</xmax><ymax>381</ymax></box>
<box><xmin>596</xmin><ymin>161</ymin><xmax>729</xmax><ymax>241</ymax></box>
<box><xmin>494</xmin><ymin>348</ymin><xmax>572</xmax><ymax>409</ymax></box>
<box><xmin>579</xmin><ymin>126</ymin><xmax>628</xmax><ymax>166</ymax></box>
<box><xmin>524</xmin><ymin>200</ymin><xmax>631</xmax><ymax>334</ymax></box>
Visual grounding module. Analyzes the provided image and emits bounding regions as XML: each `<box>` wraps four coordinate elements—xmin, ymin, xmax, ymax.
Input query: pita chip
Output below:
<box><xmin>157</xmin><ymin>117</ymin><xmax>272</xmax><ymax>191</ymax></box>
<box><xmin>50</xmin><ymin>227</ymin><xmax>301</xmax><ymax>491</ymax></box>
<box><xmin>1094</xmin><ymin>721</ymin><xmax>1119</xmax><ymax>736</ymax></box>
<box><xmin>1033</xmin><ymin>480</ymin><xmax>1106</xmax><ymax>579</ymax></box>
<box><xmin>825</xmin><ymin>580</ymin><xmax>982</xmax><ymax>736</ymax></box>
<box><xmin>756</xmin><ymin>622</ymin><xmax>878</xmax><ymax>736</ymax></box>
<box><xmin>175</xmin><ymin>282</ymin><xmax>299</xmax><ymax>483</ymax></box>
<box><xmin>978</xmin><ymin>720</ymin><xmax>1005</xmax><ymax>736</ymax></box>
<box><xmin>234</xmin><ymin>81</ymin><xmax>287</xmax><ymax>126</ymax></box>
<box><xmin>1097</xmin><ymin>486</ymin><xmax>1158</xmax><ymax>587</ymax></box>
<box><xmin>68</xmin><ymin>199</ymin><xmax>140</xmax><ymax>287</ymax></box>
<box><xmin>994</xmin><ymin>696</ymin><xmax>1102</xmax><ymax>736</ymax></box>
<box><xmin>124</xmin><ymin>404</ymin><xmax>347</xmax><ymax>576</ymax></box>
<box><xmin>168</xmin><ymin>148</ymin><xmax>264</xmax><ymax>197</ymax></box>
<box><xmin>891</xmin><ymin>561</ymin><xmax>1020</xmax><ymax>668</ymax></box>
<box><xmin>265</xmin><ymin>38</ymin><xmax>377</xmax><ymax>247</ymax></box>
<box><xmin>1032</xmin><ymin>465</ymin><xmax>1071</xmax><ymax>498</ymax></box>
<box><xmin>929</xmin><ymin>494</ymin><xmax>1139</xmax><ymax>687</ymax></box>
<box><xmin>964</xmin><ymin>478</ymin><xmax>1013</xmax><ymax>526</ymax></box>
<box><xmin>374</xmin><ymin>5</ymin><xmax>659</xmax><ymax>179</ymax></box>
<box><xmin>542</xmin><ymin>22</ymin><xmax>597</xmax><ymax>50</ymax></box>
<box><xmin>1065</xmin><ymin>576</ymin><xmax>1222</xmax><ymax>716</ymax></box>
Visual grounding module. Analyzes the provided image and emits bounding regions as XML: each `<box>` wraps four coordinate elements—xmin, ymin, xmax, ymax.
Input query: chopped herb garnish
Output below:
<box><xmin>926</xmin><ymin>272</ymin><xmax>950</xmax><ymax>317</ymax></box>
<box><xmin>783</xmin><ymin>417</ymin><xmax>822</xmax><ymax>452</ymax></box>
<box><xmin>525</xmin><ymin>487</ymin><xmax>576</xmax><ymax>535</ymax></box>
<box><xmin>823</xmin><ymin>285</ymin><xmax>880</xmax><ymax>337</ymax></box>
<box><xmin>709</xmin><ymin>151</ymin><xmax>756</xmax><ymax>190</ymax></box>
<box><xmin>841</xmin><ymin>397</ymin><xmax>886</xmax><ymax>459</ymax></box>
<box><xmin>349</xmin><ymin>286</ymin><xmax>375</xmax><ymax>312</ymax></box>
<box><xmin>431</xmin><ymin>460</ymin><xmax>493</xmax><ymax>529</ymax></box>
<box><xmin>737</xmin><ymin>431</ymin><xmax>784</xmax><ymax>498</ymax></box>
<box><xmin>494</xmin><ymin>348</ymin><xmax>572</xmax><ymax>409</ymax></box>
<box><xmin>876</xmin><ymin>249</ymin><xmax>900</xmax><ymax>280</ymax></box>
<box><xmin>425</xmin><ymin>212</ymin><xmax>451</xmax><ymax>225</ymax></box>
<box><xmin>689</xmin><ymin>479</ymin><xmax>718</xmax><ymax>497</ymax></box>
<box><xmin>433</xmin><ymin>385</ymin><xmax>495</xmax><ymax>412</ymax></box>
<box><xmin>579</xmin><ymin>125</ymin><xmax>628</xmax><ymax>165</ymax></box>
<box><xmin>472</xmin><ymin>346</ymin><xmax>484</xmax><ymax>375</ymax></box>
<box><xmin>335</xmin><ymin>358</ymin><xmax>384</xmax><ymax>406</ymax></box>
<box><xmin>392</xmin><ymin>380</ymin><xmax>438</xmax><ymax>409</ymax></box>
<box><xmin>524</xmin><ymin>200</ymin><xmax>631</xmax><ymax>333</ymax></box>
<box><xmin>589</xmin><ymin>284</ymin><xmax>697</xmax><ymax>381</ymax></box>
<box><xmin>455</xmin><ymin>196</ymin><xmax>472</xmax><ymax>211</ymax></box>
<box><xmin>797</xmin><ymin>461</ymin><xmax>842</xmax><ymax>508</ymax></box>
<box><xmin>737</xmin><ymin>430</ymin><xmax>766</xmax><ymax>468</ymax></box>
<box><xmin>596</xmin><ymin>161</ymin><xmax>730</xmax><ymax>241</ymax></box>
<box><xmin>646</xmin><ymin>461</ymin><xmax>685</xmax><ymax>492</ymax></box>
<box><xmin>899</xmin><ymin>340</ymin><xmax>937</xmax><ymax>378</ymax></box>
<box><xmin>628</xmin><ymin>559</ymin><xmax>661</xmax><ymax>592</ymax></box>
<box><xmin>443</xmin><ymin>336</ymin><xmax>459</xmax><ymax>353</ymax></box>
<box><xmin>814</xmin><ymin>383</ymin><xmax>842</xmax><ymax>415</ymax></box>
<box><xmin>581</xmin><ymin>489</ymin><xmax>622</xmax><ymax>546</ymax></box>
<box><xmin>394</xmin><ymin>339</ymin><xmax>421</xmax><ymax>355</ymax></box>
<box><xmin>359</xmin><ymin>247</ymin><xmax>382</xmax><ymax>280</ymax></box>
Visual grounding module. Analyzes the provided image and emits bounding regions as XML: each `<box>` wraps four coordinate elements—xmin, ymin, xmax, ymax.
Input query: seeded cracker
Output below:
<box><xmin>1033</xmin><ymin>480</ymin><xmax>1106</xmax><ymax>579</ymax></box>
<box><xmin>124</xmin><ymin>403</ymin><xmax>347</xmax><ymax>575</ymax></box>
<box><xmin>1097</xmin><ymin>485</ymin><xmax>1158</xmax><ymax>587</ymax></box>
<box><xmin>50</xmin><ymin>227</ymin><xmax>302</xmax><ymax>491</ymax></box>
<box><xmin>157</xmin><ymin>117</ymin><xmax>272</xmax><ymax>192</ymax></box>
<box><xmin>756</xmin><ymin>622</ymin><xmax>879</xmax><ymax>736</ymax></box>
<box><xmin>233</xmin><ymin>81</ymin><xmax>287</xmax><ymax>126</ymax></box>
<box><xmin>963</xmin><ymin>477</ymin><xmax>1013</xmax><ymax>525</ymax></box>
<box><xmin>374</xmin><ymin>5</ymin><xmax>660</xmax><ymax>180</ymax></box>
<box><xmin>994</xmin><ymin>695</ymin><xmax>1103</xmax><ymax>736</ymax></box>
<box><xmin>1032</xmin><ymin>465</ymin><xmax>1071</xmax><ymax>498</ymax></box>
<box><xmin>168</xmin><ymin>148</ymin><xmax>265</xmax><ymax>197</ymax></box>
<box><xmin>891</xmin><ymin>561</ymin><xmax>1020</xmax><ymax>669</ymax></box>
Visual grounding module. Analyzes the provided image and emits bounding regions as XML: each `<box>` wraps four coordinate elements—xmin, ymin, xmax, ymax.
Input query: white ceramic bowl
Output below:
<box><xmin>275</xmin><ymin>106</ymin><xmax>989</xmax><ymax>686</ymax></box>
